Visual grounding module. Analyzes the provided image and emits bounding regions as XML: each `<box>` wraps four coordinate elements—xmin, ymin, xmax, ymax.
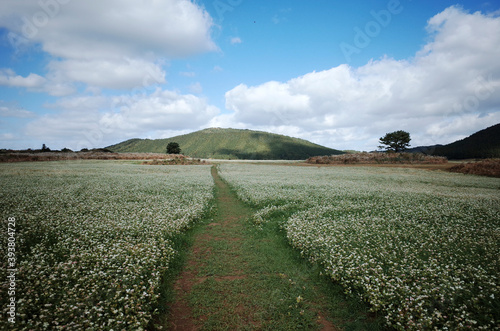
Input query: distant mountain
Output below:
<box><xmin>409</xmin><ymin>123</ymin><xmax>500</xmax><ymax>159</ymax></box>
<box><xmin>107</xmin><ymin>128</ymin><xmax>344</xmax><ymax>160</ymax></box>
<box><xmin>406</xmin><ymin>145</ymin><xmax>444</xmax><ymax>155</ymax></box>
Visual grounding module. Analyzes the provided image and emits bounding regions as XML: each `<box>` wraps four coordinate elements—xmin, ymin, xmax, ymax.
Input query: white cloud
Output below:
<box><xmin>0</xmin><ymin>0</ymin><xmax>216</xmax><ymax>59</ymax></box>
<box><xmin>0</xmin><ymin>69</ymin><xmax>46</xmax><ymax>88</ymax></box>
<box><xmin>0</xmin><ymin>133</ymin><xmax>16</xmax><ymax>140</ymax></box>
<box><xmin>0</xmin><ymin>68</ymin><xmax>75</xmax><ymax>96</ymax></box>
<box><xmin>230</xmin><ymin>37</ymin><xmax>242</xmax><ymax>44</ymax></box>
<box><xmin>0</xmin><ymin>104</ymin><xmax>35</xmax><ymax>118</ymax></box>
<box><xmin>221</xmin><ymin>6</ymin><xmax>500</xmax><ymax>150</ymax></box>
<box><xmin>0</xmin><ymin>0</ymin><xmax>216</xmax><ymax>90</ymax></box>
<box><xmin>225</xmin><ymin>81</ymin><xmax>310</xmax><ymax>126</ymax></box>
<box><xmin>24</xmin><ymin>89</ymin><xmax>219</xmax><ymax>150</ymax></box>
<box><xmin>47</xmin><ymin>59</ymin><xmax>166</xmax><ymax>90</ymax></box>
<box><xmin>104</xmin><ymin>89</ymin><xmax>219</xmax><ymax>132</ymax></box>
<box><xmin>426</xmin><ymin>113</ymin><xmax>500</xmax><ymax>141</ymax></box>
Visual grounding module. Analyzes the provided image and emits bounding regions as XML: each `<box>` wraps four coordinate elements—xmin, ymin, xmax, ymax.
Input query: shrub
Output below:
<box><xmin>307</xmin><ymin>152</ymin><xmax>447</xmax><ymax>165</ymax></box>
<box><xmin>449</xmin><ymin>159</ymin><xmax>500</xmax><ymax>177</ymax></box>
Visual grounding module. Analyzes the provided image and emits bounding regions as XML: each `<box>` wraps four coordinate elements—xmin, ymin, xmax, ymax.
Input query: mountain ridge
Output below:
<box><xmin>408</xmin><ymin>123</ymin><xmax>500</xmax><ymax>159</ymax></box>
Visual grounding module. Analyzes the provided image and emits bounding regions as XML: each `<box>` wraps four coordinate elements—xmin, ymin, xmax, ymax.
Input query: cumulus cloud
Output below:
<box><xmin>0</xmin><ymin>0</ymin><xmax>216</xmax><ymax>58</ymax></box>
<box><xmin>222</xmin><ymin>6</ymin><xmax>500</xmax><ymax>150</ymax></box>
<box><xmin>0</xmin><ymin>69</ymin><xmax>46</xmax><ymax>88</ymax></box>
<box><xmin>0</xmin><ymin>68</ymin><xmax>75</xmax><ymax>96</ymax></box>
<box><xmin>47</xmin><ymin>59</ymin><xmax>166</xmax><ymax>90</ymax></box>
<box><xmin>0</xmin><ymin>0</ymin><xmax>216</xmax><ymax>89</ymax></box>
<box><xmin>24</xmin><ymin>89</ymin><xmax>219</xmax><ymax>150</ymax></box>
<box><xmin>104</xmin><ymin>89</ymin><xmax>219</xmax><ymax>132</ymax></box>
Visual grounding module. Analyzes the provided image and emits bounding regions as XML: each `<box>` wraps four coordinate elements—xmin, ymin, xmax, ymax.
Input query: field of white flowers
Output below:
<box><xmin>219</xmin><ymin>164</ymin><xmax>500</xmax><ymax>330</ymax></box>
<box><xmin>0</xmin><ymin>161</ymin><xmax>213</xmax><ymax>330</ymax></box>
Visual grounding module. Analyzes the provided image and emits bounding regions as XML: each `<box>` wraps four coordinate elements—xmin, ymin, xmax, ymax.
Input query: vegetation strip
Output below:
<box><xmin>167</xmin><ymin>166</ymin><xmax>385</xmax><ymax>330</ymax></box>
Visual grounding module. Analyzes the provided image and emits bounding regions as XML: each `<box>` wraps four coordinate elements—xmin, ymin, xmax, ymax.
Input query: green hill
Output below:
<box><xmin>408</xmin><ymin>123</ymin><xmax>500</xmax><ymax>159</ymax></box>
<box><xmin>107</xmin><ymin>128</ymin><xmax>344</xmax><ymax>160</ymax></box>
<box><xmin>431</xmin><ymin>123</ymin><xmax>500</xmax><ymax>159</ymax></box>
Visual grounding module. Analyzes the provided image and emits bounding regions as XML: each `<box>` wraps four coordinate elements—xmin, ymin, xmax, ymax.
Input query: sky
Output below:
<box><xmin>0</xmin><ymin>0</ymin><xmax>499</xmax><ymax>152</ymax></box>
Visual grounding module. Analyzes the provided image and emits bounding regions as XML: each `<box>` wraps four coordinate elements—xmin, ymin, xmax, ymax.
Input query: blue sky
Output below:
<box><xmin>1</xmin><ymin>0</ymin><xmax>499</xmax><ymax>151</ymax></box>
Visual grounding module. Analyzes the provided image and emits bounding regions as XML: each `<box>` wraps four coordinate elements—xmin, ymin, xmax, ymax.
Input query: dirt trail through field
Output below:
<box><xmin>168</xmin><ymin>166</ymin><xmax>336</xmax><ymax>330</ymax></box>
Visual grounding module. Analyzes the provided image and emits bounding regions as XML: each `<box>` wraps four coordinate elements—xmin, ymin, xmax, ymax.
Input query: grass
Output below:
<box><xmin>242</xmin><ymin>213</ymin><xmax>387</xmax><ymax>330</ymax></box>
<box><xmin>148</xmin><ymin>221</ymin><xmax>204</xmax><ymax>330</ymax></box>
<box><xmin>161</xmin><ymin>166</ymin><xmax>387</xmax><ymax>330</ymax></box>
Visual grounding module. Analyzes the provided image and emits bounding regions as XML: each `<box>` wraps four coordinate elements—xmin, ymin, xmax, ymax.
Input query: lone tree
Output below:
<box><xmin>166</xmin><ymin>142</ymin><xmax>181</xmax><ymax>154</ymax></box>
<box><xmin>379</xmin><ymin>130</ymin><xmax>411</xmax><ymax>152</ymax></box>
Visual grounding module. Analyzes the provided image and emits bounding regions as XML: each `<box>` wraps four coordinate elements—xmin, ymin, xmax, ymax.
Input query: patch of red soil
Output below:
<box><xmin>317</xmin><ymin>312</ymin><xmax>338</xmax><ymax>331</ymax></box>
<box><xmin>169</xmin><ymin>267</ymin><xmax>200</xmax><ymax>331</ymax></box>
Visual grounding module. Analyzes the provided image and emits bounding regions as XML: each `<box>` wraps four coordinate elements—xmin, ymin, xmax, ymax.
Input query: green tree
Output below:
<box><xmin>379</xmin><ymin>130</ymin><xmax>411</xmax><ymax>152</ymax></box>
<box><xmin>166</xmin><ymin>142</ymin><xmax>181</xmax><ymax>154</ymax></box>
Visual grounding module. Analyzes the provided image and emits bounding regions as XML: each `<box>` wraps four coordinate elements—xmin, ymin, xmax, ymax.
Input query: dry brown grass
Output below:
<box><xmin>448</xmin><ymin>159</ymin><xmax>500</xmax><ymax>178</ymax></box>
<box><xmin>0</xmin><ymin>151</ymin><xmax>185</xmax><ymax>163</ymax></box>
<box><xmin>142</xmin><ymin>158</ymin><xmax>209</xmax><ymax>166</ymax></box>
<box><xmin>307</xmin><ymin>152</ymin><xmax>448</xmax><ymax>165</ymax></box>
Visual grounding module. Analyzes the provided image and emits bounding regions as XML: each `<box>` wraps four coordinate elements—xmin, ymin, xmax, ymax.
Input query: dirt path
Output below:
<box><xmin>168</xmin><ymin>166</ymin><xmax>337</xmax><ymax>330</ymax></box>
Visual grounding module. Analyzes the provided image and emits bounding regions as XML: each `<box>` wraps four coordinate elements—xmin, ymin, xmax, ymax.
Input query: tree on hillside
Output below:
<box><xmin>379</xmin><ymin>130</ymin><xmax>411</xmax><ymax>152</ymax></box>
<box><xmin>166</xmin><ymin>142</ymin><xmax>181</xmax><ymax>154</ymax></box>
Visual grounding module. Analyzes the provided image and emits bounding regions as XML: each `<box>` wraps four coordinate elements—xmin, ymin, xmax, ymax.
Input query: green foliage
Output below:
<box><xmin>379</xmin><ymin>130</ymin><xmax>411</xmax><ymax>152</ymax></box>
<box><xmin>107</xmin><ymin>128</ymin><xmax>344</xmax><ymax>160</ymax></box>
<box><xmin>166</xmin><ymin>142</ymin><xmax>181</xmax><ymax>154</ymax></box>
